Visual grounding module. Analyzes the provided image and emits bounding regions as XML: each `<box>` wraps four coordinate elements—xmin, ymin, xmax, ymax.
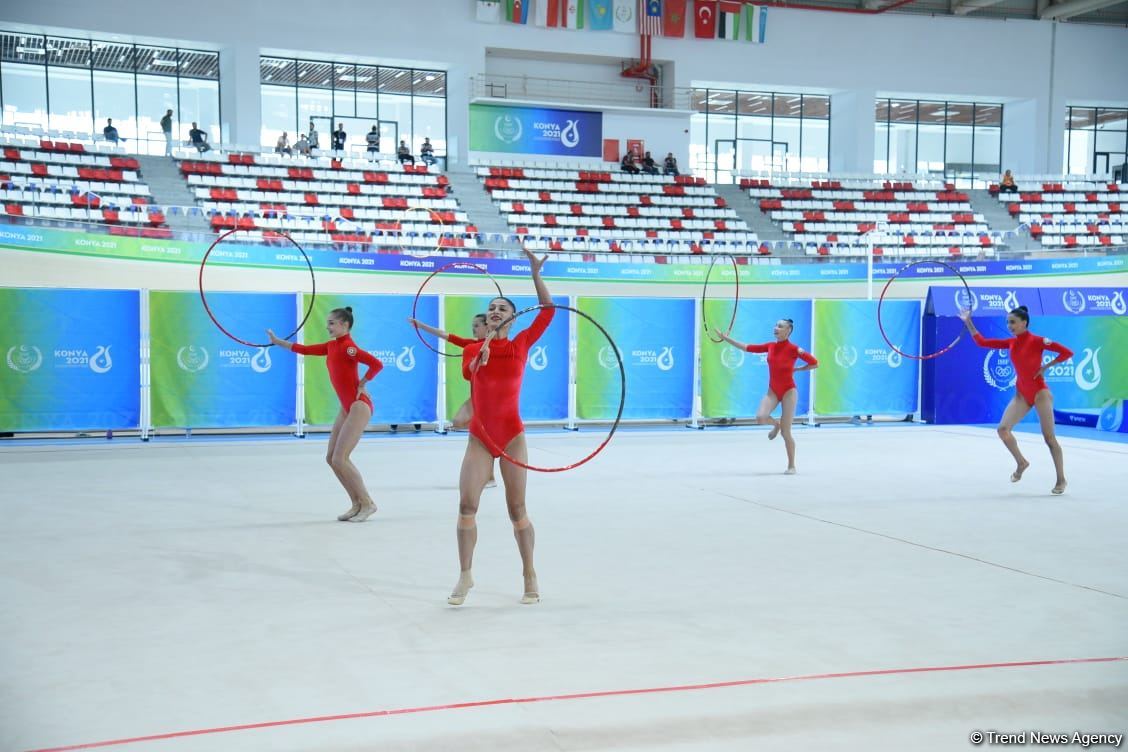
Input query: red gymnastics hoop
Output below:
<box><xmin>198</xmin><ymin>228</ymin><xmax>316</xmax><ymax>348</ymax></box>
<box><xmin>469</xmin><ymin>303</ymin><xmax>626</xmax><ymax>473</ymax></box>
<box><xmin>701</xmin><ymin>253</ymin><xmax>741</xmax><ymax>343</ymax></box>
<box><xmin>877</xmin><ymin>259</ymin><xmax>972</xmax><ymax>361</ymax></box>
<box><xmin>411</xmin><ymin>261</ymin><xmax>505</xmax><ymax>357</ymax></box>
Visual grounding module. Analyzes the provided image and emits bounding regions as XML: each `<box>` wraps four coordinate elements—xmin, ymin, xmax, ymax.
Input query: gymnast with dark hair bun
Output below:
<box><xmin>716</xmin><ymin>318</ymin><xmax>818</xmax><ymax>475</ymax></box>
<box><xmin>960</xmin><ymin>305</ymin><xmax>1072</xmax><ymax>495</ymax></box>
<box><xmin>269</xmin><ymin>306</ymin><xmax>384</xmax><ymax>520</ymax></box>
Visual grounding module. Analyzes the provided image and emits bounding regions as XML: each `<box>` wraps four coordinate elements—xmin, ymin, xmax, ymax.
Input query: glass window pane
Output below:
<box><xmin>414</xmin><ymin>70</ymin><xmax>445</xmax><ymax>97</ymax></box>
<box><xmin>379</xmin><ymin>67</ymin><xmax>411</xmax><ymax>95</ymax></box>
<box><xmin>889</xmin><ymin>100</ymin><xmax>918</xmax><ymax>123</ymax></box>
<box><xmin>47</xmin><ymin>65</ymin><xmax>93</xmax><ymax>135</ymax></box>
<box><xmin>93</xmin><ymin>69</ymin><xmax>135</xmax><ymax>142</ymax></box>
<box><xmin>2</xmin><ymin>61</ymin><xmax>48</xmax><ymax>129</ymax></box>
<box><xmin>1096</xmin><ymin>130</ymin><xmax>1128</xmax><ymax>153</ymax></box>
<box><xmin>1066</xmin><ymin>129</ymin><xmax>1092</xmax><ymax>175</ymax></box>
<box><xmin>380</xmin><ymin>92</ymin><xmax>412</xmax><ymax>150</ymax></box>
<box><xmin>180</xmin><ymin>77</ymin><xmax>219</xmax><ymax>144</ymax></box>
<box><xmin>261</xmin><ymin>57</ymin><xmax>297</xmax><ymax>86</ymax></box>
<box><xmin>1</xmin><ymin>32</ymin><xmax>48</xmax><ymax>65</ymax></box>
<box><xmin>334</xmin><ymin>64</ymin><xmax>355</xmax><ymax>117</ymax></box>
<box><xmin>737</xmin><ymin>92</ymin><xmax>770</xmax><ymax>116</ymax></box>
<box><xmin>178</xmin><ymin>50</ymin><xmax>219</xmax><ymax>80</ymax></box>
<box><xmin>975</xmin><ymin>104</ymin><xmax>1002</xmax><ymax>127</ymax></box>
<box><xmin>917</xmin><ymin>122</ymin><xmax>944</xmax><ymax>174</ymax></box>
<box><xmin>708</xmin><ymin>90</ymin><xmax>736</xmax><ymax>115</ymax></box>
<box><xmin>889</xmin><ymin>122</ymin><xmax>916</xmax><ymax>174</ymax></box>
<box><xmin>737</xmin><ymin>115</ymin><xmax>770</xmax><ymax>142</ymax></box>
<box><xmin>772</xmin><ymin>118</ymin><xmax>801</xmax><ymax>171</ymax></box>
<box><xmin>690</xmin><ymin>89</ymin><xmax>708</xmax><ymax>114</ymax></box>
<box><xmin>802</xmin><ymin>95</ymin><xmax>829</xmax><ymax>120</ymax></box>
<box><xmin>875</xmin><ymin>99</ymin><xmax>890</xmax><ymax>123</ymax></box>
<box><xmin>137</xmin><ymin>73</ymin><xmax>177</xmax><ymax>155</ymax></box>
<box><xmin>800</xmin><ymin>118</ymin><xmax>828</xmax><ymax>172</ymax></box>
<box><xmin>945</xmin><ymin>124</ymin><xmax>973</xmax><ymax>182</ymax></box>
<box><xmin>1068</xmin><ymin>108</ymin><xmax>1096</xmax><ymax>129</ymax></box>
<box><xmin>356</xmin><ymin>91</ymin><xmax>378</xmax><ymax>121</ymax></box>
<box><xmin>299</xmin><ymin>86</ymin><xmax>333</xmax><ymax>139</ymax></box>
<box><xmin>1096</xmin><ymin>108</ymin><xmax>1128</xmax><ymax>131</ymax></box>
<box><xmin>917</xmin><ymin>101</ymin><xmax>947</xmax><ymax>124</ymax></box>
<box><xmin>261</xmin><ymin>84</ymin><xmax>295</xmax><ymax>147</ymax></box>
<box><xmin>945</xmin><ymin>102</ymin><xmax>974</xmax><ymax>126</ymax></box>
<box><xmin>973</xmin><ymin>127</ymin><xmax>1000</xmax><ymax>184</ymax></box>
<box><xmin>413</xmin><ymin>93</ymin><xmax>444</xmax><ymax>157</ymax></box>
<box><xmin>47</xmin><ymin>37</ymin><xmax>91</xmax><ymax>70</ymax></box>
<box><xmin>135</xmin><ymin>45</ymin><xmax>179</xmax><ymax>77</ymax></box>
<box><xmin>689</xmin><ymin>112</ymin><xmax>707</xmax><ymax>177</ymax></box>
<box><xmin>772</xmin><ymin>94</ymin><xmax>801</xmax><ymax>119</ymax></box>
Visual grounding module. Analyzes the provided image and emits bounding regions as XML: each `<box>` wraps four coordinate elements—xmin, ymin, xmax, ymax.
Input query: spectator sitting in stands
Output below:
<box><xmin>189</xmin><ymin>122</ymin><xmax>211</xmax><ymax>153</ymax></box>
<box><xmin>295</xmin><ymin>133</ymin><xmax>311</xmax><ymax>156</ymax></box>
<box><xmin>999</xmin><ymin>169</ymin><xmax>1018</xmax><ymax>194</ymax></box>
<box><xmin>333</xmin><ymin>123</ymin><xmax>347</xmax><ymax>152</ymax></box>
<box><xmin>397</xmin><ymin>140</ymin><xmax>415</xmax><ymax>164</ymax></box>
<box><xmin>641</xmin><ymin>151</ymin><xmax>659</xmax><ymax>175</ymax></box>
<box><xmin>275</xmin><ymin>132</ymin><xmax>292</xmax><ymax>156</ymax></box>
<box><xmin>103</xmin><ymin>118</ymin><xmax>123</xmax><ymax>143</ymax></box>
<box><xmin>366</xmin><ymin>126</ymin><xmax>380</xmax><ymax>159</ymax></box>
<box><xmin>308</xmin><ymin>121</ymin><xmax>320</xmax><ymax>151</ymax></box>
<box><xmin>663</xmin><ymin>152</ymin><xmax>679</xmax><ymax>176</ymax></box>
<box><xmin>420</xmin><ymin>137</ymin><xmax>436</xmax><ymax>166</ymax></box>
<box><xmin>620</xmin><ymin>153</ymin><xmax>640</xmax><ymax>174</ymax></box>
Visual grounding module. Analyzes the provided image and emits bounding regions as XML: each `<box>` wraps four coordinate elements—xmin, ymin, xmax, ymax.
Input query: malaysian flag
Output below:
<box><xmin>640</xmin><ymin>0</ymin><xmax>663</xmax><ymax>35</ymax></box>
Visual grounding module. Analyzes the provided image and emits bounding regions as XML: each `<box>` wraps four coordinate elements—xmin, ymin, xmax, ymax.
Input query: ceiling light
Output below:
<box><xmin>151</xmin><ymin>58</ymin><xmax>177</xmax><ymax>66</ymax></box>
<box><xmin>425</xmin><ymin>74</ymin><xmax>436</xmax><ymax>81</ymax></box>
<box><xmin>16</xmin><ymin>46</ymin><xmax>45</xmax><ymax>55</ymax></box>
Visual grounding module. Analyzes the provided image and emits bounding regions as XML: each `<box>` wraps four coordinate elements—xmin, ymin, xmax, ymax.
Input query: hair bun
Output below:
<box><xmin>1015</xmin><ymin>305</ymin><xmax>1028</xmax><ymax>313</ymax></box>
<box><xmin>345</xmin><ymin>306</ymin><xmax>353</xmax><ymax>312</ymax></box>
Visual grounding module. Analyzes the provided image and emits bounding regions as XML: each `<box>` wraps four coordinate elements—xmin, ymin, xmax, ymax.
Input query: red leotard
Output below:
<box><xmin>744</xmin><ymin>339</ymin><xmax>818</xmax><ymax>401</ymax></box>
<box><xmin>292</xmin><ymin>334</ymin><xmax>382</xmax><ymax>411</ymax></box>
<box><xmin>462</xmin><ymin>309</ymin><xmax>555</xmax><ymax>458</ymax></box>
<box><xmin>446</xmin><ymin>333</ymin><xmax>477</xmax><ymax>350</ymax></box>
<box><xmin>972</xmin><ymin>330</ymin><xmax>1073</xmax><ymax>405</ymax></box>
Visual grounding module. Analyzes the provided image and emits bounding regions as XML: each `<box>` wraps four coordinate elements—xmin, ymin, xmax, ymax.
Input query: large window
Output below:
<box><xmin>260</xmin><ymin>55</ymin><xmax>447</xmax><ymax>160</ymax></box>
<box><xmin>0</xmin><ymin>31</ymin><xmax>220</xmax><ymax>153</ymax></box>
<box><xmin>874</xmin><ymin>98</ymin><xmax>1002</xmax><ymax>188</ymax></box>
<box><xmin>685</xmin><ymin>87</ymin><xmax>830</xmax><ymax>182</ymax></box>
<box><xmin>1064</xmin><ymin>106</ymin><xmax>1128</xmax><ymax>178</ymax></box>
<box><xmin>690</xmin><ymin>88</ymin><xmax>830</xmax><ymax>183</ymax></box>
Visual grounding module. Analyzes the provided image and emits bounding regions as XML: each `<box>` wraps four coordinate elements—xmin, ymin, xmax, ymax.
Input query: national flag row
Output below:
<box><xmin>476</xmin><ymin>0</ymin><xmax>768</xmax><ymax>43</ymax></box>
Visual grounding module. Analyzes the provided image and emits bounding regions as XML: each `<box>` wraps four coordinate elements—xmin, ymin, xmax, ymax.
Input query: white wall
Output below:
<box><xmin>3</xmin><ymin>1</ymin><xmax>1125</xmax><ymax>171</ymax></box>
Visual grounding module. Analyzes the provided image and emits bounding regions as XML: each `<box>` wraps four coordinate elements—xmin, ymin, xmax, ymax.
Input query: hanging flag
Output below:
<box><xmin>718</xmin><ymin>0</ymin><xmax>742</xmax><ymax>40</ymax></box>
<box><xmin>663</xmin><ymin>0</ymin><xmax>687</xmax><ymax>36</ymax></box>
<box><xmin>640</xmin><ymin>0</ymin><xmax>663</xmax><ymax>35</ymax></box>
<box><xmin>535</xmin><ymin>0</ymin><xmax>564</xmax><ymax>26</ymax></box>
<box><xmin>477</xmin><ymin>0</ymin><xmax>502</xmax><ymax>23</ymax></box>
<box><xmin>506</xmin><ymin>0</ymin><xmax>530</xmax><ymax>22</ymax></box>
<box><xmin>742</xmin><ymin>4</ymin><xmax>767</xmax><ymax>42</ymax></box>
<box><xmin>612</xmin><ymin>0</ymin><xmax>636</xmax><ymax>32</ymax></box>
<box><xmin>693</xmin><ymin>0</ymin><xmax>717</xmax><ymax>38</ymax></box>
<box><xmin>590</xmin><ymin>0</ymin><xmax>614</xmax><ymax>28</ymax></box>
<box><xmin>563</xmin><ymin>0</ymin><xmax>587</xmax><ymax>27</ymax></box>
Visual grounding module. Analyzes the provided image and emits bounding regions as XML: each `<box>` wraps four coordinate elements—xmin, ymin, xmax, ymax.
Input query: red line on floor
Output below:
<box><xmin>26</xmin><ymin>656</ymin><xmax>1126</xmax><ymax>751</ymax></box>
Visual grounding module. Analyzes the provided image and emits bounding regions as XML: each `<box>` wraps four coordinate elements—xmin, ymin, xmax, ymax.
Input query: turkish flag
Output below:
<box><xmin>664</xmin><ymin>0</ymin><xmax>688</xmax><ymax>36</ymax></box>
<box><xmin>694</xmin><ymin>0</ymin><xmax>717</xmax><ymax>38</ymax></box>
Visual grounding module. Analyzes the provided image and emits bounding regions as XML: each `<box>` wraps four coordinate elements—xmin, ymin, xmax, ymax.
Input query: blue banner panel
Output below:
<box><xmin>1039</xmin><ymin>286</ymin><xmax>1128</xmax><ymax>317</ymax></box>
<box><xmin>0</xmin><ymin>288</ymin><xmax>140</xmax><ymax>431</ymax></box>
<box><xmin>926</xmin><ymin>286</ymin><xmax>1044</xmax><ymax>317</ymax></box>
<box><xmin>470</xmin><ymin>103</ymin><xmax>603</xmax><ymax>157</ymax></box>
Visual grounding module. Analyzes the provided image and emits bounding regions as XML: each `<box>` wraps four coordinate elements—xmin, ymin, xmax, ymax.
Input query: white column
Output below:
<box><xmin>830</xmin><ymin>89</ymin><xmax>876</xmax><ymax>174</ymax></box>
<box><xmin>219</xmin><ymin>43</ymin><xmax>261</xmax><ymax>148</ymax></box>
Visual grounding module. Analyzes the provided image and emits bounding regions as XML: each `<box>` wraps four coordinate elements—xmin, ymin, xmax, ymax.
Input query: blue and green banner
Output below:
<box><xmin>700</xmin><ymin>299</ymin><xmax>813</xmax><ymax>418</ymax></box>
<box><xmin>301</xmin><ymin>294</ymin><xmax>438</xmax><ymax>425</ymax></box>
<box><xmin>3</xmin><ymin>224</ymin><xmax>1128</xmax><ymax>285</ymax></box>
<box><xmin>149</xmin><ymin>292</ymin><xmax>296</xmax><ymax>427</ymax></box>
<box><xmin>576</xmin><ymin>297</ymin><xmax>694</xmax><ymax>419</ymax></box>
<box><xmin>0</xmin><ymin>288</ymin><xmax>140</xmax><ymax>431</ymax></box>
<box><xmin>441</xmin><ymin>295</ymin><xmax>570</xmax><ymax>421</ymax></box>
<box><xmin>813</xmin><ymin>299</ymin><xmax>920</xmax><ymax>416</ymax></box>
<box><xmin>469</xmin><ymin>103</ymin><xmax>603</xmax><ymax>156</ymax></box>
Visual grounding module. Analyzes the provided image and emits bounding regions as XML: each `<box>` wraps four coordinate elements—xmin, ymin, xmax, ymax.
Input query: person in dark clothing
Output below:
<box><xmin>620</xmin><ymin>153</ymin><xmax>640</xmax><ymax>174</ymax></box>
<box><xmin>641</xmin><ymin>151</ymin><xmax>659</xmax><ymax>175</ymax></box>
<box><xmin>663</xmin><ymin>152</ymin><xmax>679</xmax><ymax>176</ymax></box>
<box><xmin>420</xmin><ymin>137</ymin><xmax>436</xmax><ymax>166</ymax></box>
<box><xmin>333</xmin><ymin>124</ymin><xmax>347</xmax><ymax>152</ymax></box>
<box><xmin>103</xmin><ymin>118</ymin><xmax>122</xmax><ymax>143</ymax></box>
<box><xmin>397</xmin><ymin>140</ymin><xmax>415</xmax><ymax>164</ymax></box>
<box><xmin>189</xmin><ymin>122</ymin><xmax>211</xmax><ymax>153</ymax></box>
<box><xmin>160</xmin><ymin>109</ymin><xmax>174</xmax><ymax>155</ymax></box>
<box><xmin>366</xmin><ymin>126</ymin><xmax>380</xmax><ymax>159</ymax></box>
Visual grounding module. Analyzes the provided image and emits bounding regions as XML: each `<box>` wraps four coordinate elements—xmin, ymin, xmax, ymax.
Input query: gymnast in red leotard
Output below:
<box><xmin>268</xmin><ymin>306</ymin><xmax>384</xmax><ymax>521</ymax></box>
<box><xmin>443</xmin><ymin>248</ymin><xmax>554</xmax><ymax>607</ymax></box>
<box><xmin>960</xmin><ymin>305</ymin><xmax>1072</xmax><ymax>495</ymax></box>
<box><xmin>717</xmin><ymin>318</ymin><xmax>818</xmax><ymax>475</ymax></box>
<box><xmin>408</xmin><ymin>312</ymin><xmax>496</xmax><ymax>488</ymax></box>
